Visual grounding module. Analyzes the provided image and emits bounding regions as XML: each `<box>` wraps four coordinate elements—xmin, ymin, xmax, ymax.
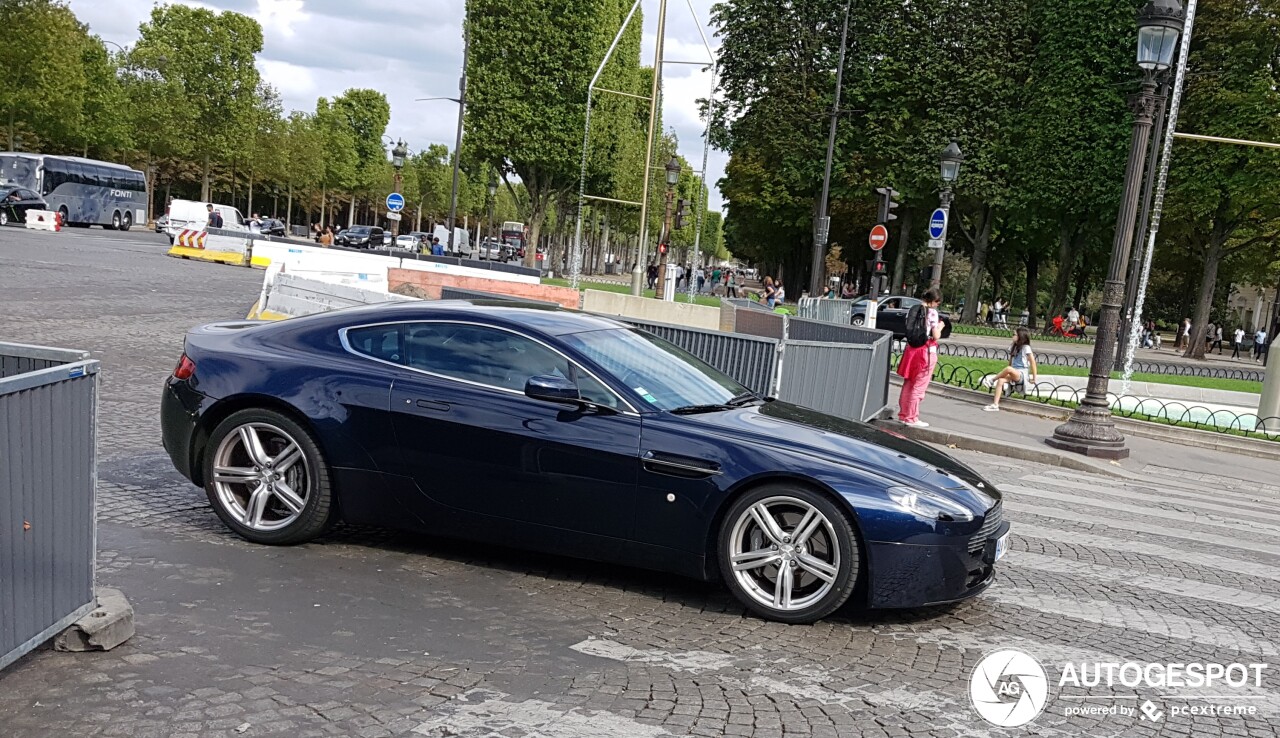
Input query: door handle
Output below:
<box><xmin>415</xmin><ymin>399</ymin><xmax>451</xmax><ymax>412</ymax></box>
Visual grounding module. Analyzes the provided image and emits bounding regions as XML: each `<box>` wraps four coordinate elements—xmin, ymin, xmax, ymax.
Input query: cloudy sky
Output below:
<box><xmin>68</xmin><ymin>0</ymin><xmax>728</xmax><ymax>211</ymax></box>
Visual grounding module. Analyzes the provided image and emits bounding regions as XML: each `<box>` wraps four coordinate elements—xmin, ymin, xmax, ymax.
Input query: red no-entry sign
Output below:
<box><xmin>869</xmin><ymin>224</ymin><xmax>889</xmax><ymax>251</ymax></box>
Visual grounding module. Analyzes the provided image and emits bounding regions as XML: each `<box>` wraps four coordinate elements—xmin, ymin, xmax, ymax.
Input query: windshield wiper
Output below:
<box><xmin>670</xmin><ymin>392</ymin><xmax>763</xmax><ymax>415</ymax></box>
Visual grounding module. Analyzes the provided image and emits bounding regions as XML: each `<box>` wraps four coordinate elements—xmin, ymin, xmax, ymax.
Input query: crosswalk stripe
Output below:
<box><xmin>984</xmin><ymin>590</ymin><xmax>1280</xmax><ymax>657</ymax></box>
<box><xmin>1023</xmin><ymin>474</ymin><xmax>1280</xmax><ymax>520</ymax></box>
<box><xmin>1006</xmin><ymin>550</ymin><xmax>1280</xmax><ymax>614</ymax></box>
<box><xmin>1005</xmin><ymin>500</ymin><xmax>1280</xmax><ymax>558</ymax></box>
<box><xmin>1004</xmin><ymin>484</ymin><xmax>1280</xmax><ymax>537</ymax></box>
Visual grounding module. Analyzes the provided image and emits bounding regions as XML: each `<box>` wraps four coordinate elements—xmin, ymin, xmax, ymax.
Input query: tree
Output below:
<box><xmin>330</xmin><ymin>88</ymin><xmax>391</xmax><ymax>224</ymax></box>
<box><xmin>132</xmin><ymin>5</ymin><xmax>263</xmax><ymax>200</ymax></box>
<box><xmin>314</xmin><ymin>97</ymin><xmax>358</xmax><ymax>227</ymax></box>
<box><xmin>1164</xmin><ymin>0</ymin><xmax>1280</xmax><ymax>359</ymax></box>
<box><xmin>77</xmin><ymin>39</ymin><xmax>131</xmax><ymax>157</ymax></box>
<box><xmin>467</xmin><ymin>0</ymin><xmax>644</xmax><ymax>267</ymax></box>
<box><xmin>0</xmin><ymin>0</ymin><xmax>89</xmax><ymax>150</ymax></box>
<box><xmin>280</xmin><ymin>112</ymin><xmax>324</xmax><ymax>227</ymax></box>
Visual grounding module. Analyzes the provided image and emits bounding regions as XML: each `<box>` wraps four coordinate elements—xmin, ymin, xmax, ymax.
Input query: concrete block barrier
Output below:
<box><xmin>166</xmin><ymin>227</ymin><xmax>251</xmax><ymax>266</ymax></box>
<box><xmin>23</xmin><ymin>209</ymin><xmax>61</xmax><ymax>232</ymax></box>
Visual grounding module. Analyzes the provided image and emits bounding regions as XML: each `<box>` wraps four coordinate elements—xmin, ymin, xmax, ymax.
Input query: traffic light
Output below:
<box><xmin>659</xmin><ymin>243</ymin><xmax>668</xmax><ymax>254</ymax></box>
<box><xmin>875</xmin><ymin>187</ymin><xmax>900</xmax><ymax>223</ymax></box>
<box><xmin>865</xmin><ymin>258</ymin><xmax>888</xmax><ymax>275</ymax></box>
<box><xmin>674</xmin><ymin>198</ymin><xmax>691</xmax><ymax>229</ymax></box>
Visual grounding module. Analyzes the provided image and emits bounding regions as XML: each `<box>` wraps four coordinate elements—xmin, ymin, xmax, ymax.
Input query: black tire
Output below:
<box><xmin>202</xmin><ymin>408</ymin><xmax>335</xmax><ymax>545</ymax></box>
<box><xmin>0</xmin><ymin>209</ymin><xmax>8</xmax><ymax>226</ymax></box>
<box><xmin>851</xmin><ymin>315</ymin><xmax>866</xmax><ymax>327</ymax></box>
<box><xmin>121</xmin><ymin>211</ymin><xmax>132</xmax><ymax>232</ymax></box>
<box><xmin>57</xmin><ymin>206</ymin><xmax>69</xmax><ymax>227</ymax></box>
<box><xmin>717</xmin><ymin>484</ymin><xmax>860</xmax><ymax>624</ymax></box>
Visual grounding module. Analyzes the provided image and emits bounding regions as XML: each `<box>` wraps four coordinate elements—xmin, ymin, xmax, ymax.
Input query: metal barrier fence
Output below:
<box><xmin>797</xmin><ymin>297</ymin><xmax>857</xmax><ymax>325</ymax></box>
<box><xmin>1</xmin><ymin>342</ymin><xmax>99</xmax><ymax>670</ymax></box>
<box><xmin>893</xmin><ymin>351</ymin><xmax>1280</xmax><ymax>441</ymax></box>
<box><xmin>615</xmin><ymin>316</ymin><xmax>779</xmax><ymax>396</ymax></box>
<box><xmin>935</xmin><ymin>342</ymin><xmax>1265</xmax><ymax>382</ymax></box>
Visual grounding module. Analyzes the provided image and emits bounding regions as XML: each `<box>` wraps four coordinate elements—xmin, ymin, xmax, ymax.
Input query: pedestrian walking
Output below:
<box><xmin>1177</xmin><ymin>318</ymin><xmax>1191</xmax><ymax>351</ymax></box>
<box><xmin>696</xmin><ymin>267</ymin><xmax>706</xmax><ymax>293</ymax></box>
<box><xmin>841</xmin><ymin>281</ymin><xmax>855</xmax><ymax>299</ymax></box>
<box><xmin>318</xmin><ymin>226</ymin><xmax>333</xmax><ymax>247</ymax></box>
<box><xmin>647</xmin><ymin>263</ymin><xmax>658</xmax><ymax>290</ymax></box>
<box><xmin>430</xmin><ymin>237</ymin><xmax>445</xmax><ymax>256</ymax></box>
<box><xmin>1233</xmin><ymin>326</ymin><xmax>1245</xmax><ymax>359</ymax></box>
<box><xmin>1212</xmin><ymin>324</ymin><xmax>1224</xmax><ymax>354</ymax></box>
<box><xmin>206</xmin><ymin>204</ymin><xmax>224</xmax><ymax>229</ymax></box>
<box><xmin>896</xmin><ymin>289</ymin><xmax>943</xmax><ymax>427</ymax></box>
<box><xmin>982</xmin><ymin>327</ymin><xmax>1038</xmax><ymax>412</ymax></box>
<box><xmin>1257</xmin><ymin>327</ymin><xmax>1270</xmax><ymax>362</ymax></box>
<box><xmin>726</xmin><ymin>269</ymin><xmax>738</xmax><ymax>298</ymax></box>
<box><xmin>1067</xmin><ymin>306</ymin><xmax>1080</xmax><ymax>327</ymax></box>
<box><xmin>1019</xmin><ymin>308</ymin><xmax>1029</xmax><ymax>327</ymax></box>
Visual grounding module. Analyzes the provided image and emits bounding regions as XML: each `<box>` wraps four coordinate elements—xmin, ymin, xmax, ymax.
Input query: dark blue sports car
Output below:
<box><xmin>161</xmin><ymin>301</ymin><xmax>1009</xmax><ymax>623</ymax></box>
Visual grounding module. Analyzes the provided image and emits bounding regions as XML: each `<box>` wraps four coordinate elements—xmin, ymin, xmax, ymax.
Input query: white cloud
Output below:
<box><xmin>68</xmin><ymin>0</ymin><xmax>727</xmax><ymax>210</ymax></box>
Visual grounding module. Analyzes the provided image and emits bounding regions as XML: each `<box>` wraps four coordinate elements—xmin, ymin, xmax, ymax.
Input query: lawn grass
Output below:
<box><xmin>929</xmin><ymin>356</ymin><xmax>1262</xmax><ymax>394</ymax></box>
<box><xmin>948</xmin><ymin>322</ymin><xmax>1095</xmax><ymax>345</ymax></box>
<box><xmin>543</xmin><ymin>277</ymin><xmax>722</xmax><ymax>308</ymax></box>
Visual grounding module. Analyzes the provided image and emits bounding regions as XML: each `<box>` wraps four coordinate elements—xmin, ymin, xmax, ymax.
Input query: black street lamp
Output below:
<box><xmin>929</xmin><ymin>140</ymin><xmax>964</xmax><ymax>290</ymax></box>
<box><xmin>655</xmin><ymin>156</ymin><xmax>682</xmax><ymax>301</ymax></box>
<box><xmin>1047</xmin><ymin>0</ymin><xmax>1183</xmax><ymax>459</ymax></box>
<box><xmin>390</xmin><ymin>138</ymin><xmax>408</xmax><ymax>237</ymax></box>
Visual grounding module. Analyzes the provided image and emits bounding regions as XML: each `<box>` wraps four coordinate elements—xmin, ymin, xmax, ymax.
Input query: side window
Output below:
<box><xmin>880</xmin><ymin>298</ymin><xmax>900</xmax><ymax>310</ymax></box>
<box><xmin>344</xmin><ymin>325</ymin><xmax>403</xmax><ymax>364</ymax></box>
<box><xmin>402</xmin><ymin>323</ymin><xmax>619</xmax><ymax>408</ymax></box>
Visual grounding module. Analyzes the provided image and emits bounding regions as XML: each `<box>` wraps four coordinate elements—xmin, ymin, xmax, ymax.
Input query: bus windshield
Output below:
<box><xmin>0</xmin><ymin>155</ymin><xmax>39</xmax><ymax>189</ymax></box>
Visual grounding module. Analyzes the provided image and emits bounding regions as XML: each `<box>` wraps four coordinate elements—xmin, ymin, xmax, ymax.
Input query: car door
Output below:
<box><xmin>878</xmin><ymin>297</ymin><xmax>918</xmax><ymax>336</ymax></box>
<box><xmin>380</xmin><ymin>321</ymin><xmax>643</xmax><ymax>540</ymax></box>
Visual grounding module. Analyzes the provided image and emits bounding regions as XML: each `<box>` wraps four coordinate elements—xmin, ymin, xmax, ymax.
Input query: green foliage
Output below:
<box><xmin>0</xmin><ymin>0</ymin><xmax>91</xmax><ymax>150</ymax></box>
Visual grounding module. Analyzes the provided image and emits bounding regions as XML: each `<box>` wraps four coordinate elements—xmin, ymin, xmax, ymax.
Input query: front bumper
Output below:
<box><xmin>867</xmin><ymin>520</ymin><xmax>1011</xmax><ymax>608</ymax></box>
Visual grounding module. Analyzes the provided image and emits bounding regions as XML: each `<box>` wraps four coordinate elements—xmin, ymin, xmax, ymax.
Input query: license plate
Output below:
<box><xmin>993</xmin><ymin>531</ymin><xmax>1010</xmax><ymax>562</ymax></box>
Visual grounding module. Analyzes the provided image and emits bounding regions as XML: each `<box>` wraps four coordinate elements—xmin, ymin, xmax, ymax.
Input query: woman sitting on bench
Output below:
<box><xmin>982</xmin><ymin>327</ymin><xmax>1038</xmax><ymax>412</ymax></box>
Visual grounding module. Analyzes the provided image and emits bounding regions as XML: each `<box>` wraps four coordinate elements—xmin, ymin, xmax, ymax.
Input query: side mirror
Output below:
<box><xmin>524</xmin><ymin>374</ymin><xmax>580</xmax><ymax>404</ymax></box>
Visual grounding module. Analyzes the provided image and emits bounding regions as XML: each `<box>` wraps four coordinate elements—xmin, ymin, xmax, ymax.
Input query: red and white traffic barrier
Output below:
<box><xmin>24</xmin><ymin>210</ymin><xmax>61</xmax><ymax>232</ymax></box>
<box><xmin>175</xmin><ymin>229</ymin><xmax>207</xmax><ymax>249</ymax></box>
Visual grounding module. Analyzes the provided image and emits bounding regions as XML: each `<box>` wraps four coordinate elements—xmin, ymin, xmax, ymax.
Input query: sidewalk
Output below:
<box><xmin>948</xmin><ymin>332</ymin><xmax>1266</xmax><ymax>370</ymax></box>
<box><xmin>902</xmin><ymin>389</ymin><xmax>1279</xmax><ymax>482</ymax></box>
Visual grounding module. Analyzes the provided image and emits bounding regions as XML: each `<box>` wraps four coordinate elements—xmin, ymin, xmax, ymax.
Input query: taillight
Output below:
<box><xmin>173</xmin><ymin>354</ymin><xmax>196</xmax><ymax>380</ymax></box>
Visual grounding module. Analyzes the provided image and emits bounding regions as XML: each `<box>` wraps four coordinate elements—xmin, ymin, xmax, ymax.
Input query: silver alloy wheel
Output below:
<box><xmin>211</xmin><ymin>422</ymin><xmax>310</xmax><ymax>532</ymax></box>
<box><xmin>0</xmin><ymin>210</ymin><xmax>7</xmax><ymax>226</ymax></box>
<box><xmin>852</xmin><ymin>315</ymin><xmax>866</xmax><ymax>326</ymax></box>
<box><xmin>728</xmin><ymin>495</ymin><xmax>840</xmax><ymax>612</ymax></box>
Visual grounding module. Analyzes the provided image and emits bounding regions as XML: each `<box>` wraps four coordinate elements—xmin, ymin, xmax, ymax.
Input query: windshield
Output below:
<box><xmin>349</xmin><ymin>226</ymin><xmax>371</xmax><ymax>234</ymax></box>
<box><xmin>561</xmin><ymin>328</ymin><xmax>748</xmax><ymax>411</ymax></box>
<box><xmin>0</xmin><ymin>155</ymin><xmax>38</xmax><ymax>189</ymax></box>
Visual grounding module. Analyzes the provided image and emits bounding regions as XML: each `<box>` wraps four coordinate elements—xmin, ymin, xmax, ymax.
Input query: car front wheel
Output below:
<box><xmin>203</xmin><ymin>409</ymin><xmax>335</xmax><ymax>545</ymax></box>
<box><xmin>717</xmin><ymin>485</ymin><xmax>860</xmax><ymax>623</ymax></box>
<box><xmin>851</xmin><ymin>315</ymin><xmax>866</xmax><ymax>327</ymax></box>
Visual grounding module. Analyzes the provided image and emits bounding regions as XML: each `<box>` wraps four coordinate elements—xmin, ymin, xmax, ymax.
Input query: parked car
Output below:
<box><xmin>850</xmin><ymin>295</ymin><xmax>953</xmax><ymax>339</ymax></box>
<box><xmin>394</xmin><ymin>234</ymin><xmax>419</xmax><ymax>250</ymax></box>
<box><xmin>478</xmin><ymin>237</ymin><xmax>505</xmax><ymax>260</ymax></box>
<box><xmin>383</xmin><ymin>231</ymin><xmax>393</xmax><ymax>246</ymax></box>
<box><xmin>0</xmin><ymin>186</ymin><xmax>47</xmax><ymax>226</ymax></box>
<box><xmin>164</xmin><ymin>199</ymin><xmax>246</xmax><ymax>242</ymax></box>
<box><xmin>155</xmin><ymin>214</ymin><xmax>169</xmax><ymax>233</ymax></box>
<box><xmin>251</xmin><ymin>218</ymin><xmax>287</xmax><ymax>237</ymax></box>
<box><xmin>160</xmin><ymin>302</ymin><xmax>1008</xmax><ymax>624</ymax></box>
<box><xmin>335</xmin><ymin>225</ymin><xmax>384</xmax><ymax>249</ymax></box>
<box><xmin>431</xmin><ymin>225</ymin><xmax>473</xmax><ymax>257</ymax></box>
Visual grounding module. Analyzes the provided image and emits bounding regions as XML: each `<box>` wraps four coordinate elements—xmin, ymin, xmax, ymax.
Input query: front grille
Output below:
<box><xmin>968</xmin><ymin>501</ymin><xmax>1003</xmax><ymax>555</ymax></box>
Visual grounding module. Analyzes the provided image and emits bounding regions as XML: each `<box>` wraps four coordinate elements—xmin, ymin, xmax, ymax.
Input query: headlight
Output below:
<box><xmin>887</xmin><ymin>486</ymin><xmax>974</xmax><ymax>522</ymax></box>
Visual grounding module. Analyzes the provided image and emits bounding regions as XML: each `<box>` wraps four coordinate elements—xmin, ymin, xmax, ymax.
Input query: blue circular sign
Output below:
<box><xmin>386</xmin><ymin>192</ymin><xmax>406</xmax><ymax>212</ymax></box>
<box><xmin>928</xmin><ymin>208</ymin><xmax>947</xmax><ymax>239</ymax></box>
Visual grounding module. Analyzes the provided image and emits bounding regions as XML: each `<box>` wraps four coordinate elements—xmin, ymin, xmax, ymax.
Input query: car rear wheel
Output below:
<box><xmin>718</xmin><ymin>485</ymin><xmax>860</xmax><ymax>624</ymax></box>
<box><xmin>203</xmin><ymin>409</ymin><xmax>335</xmax><ymax>545</ymax></box>
<box><xmin>851</xmin><ymin>315</ymin><xmax>866</xmax><ymax>327</ymax></box>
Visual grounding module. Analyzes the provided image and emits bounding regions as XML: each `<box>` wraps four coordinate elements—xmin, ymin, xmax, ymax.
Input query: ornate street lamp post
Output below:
<box><xmin>655</xmin><ymin>156</ymin><xmax>681</xmax><ymax>301</ymax></box>
<box><xmin>1047</xmin><ymin>0</ymin><xmax>1183</xmax><ymax>459</ymax></box>
<box><xmin>390</xmin><ymin>139</ymin><xmax>408</xmax><ymax>238</ymax></box>
<box><xmin>928</xmin><ymin>141</ymin><xmax>964</xmax><ymax>290</ymax></box>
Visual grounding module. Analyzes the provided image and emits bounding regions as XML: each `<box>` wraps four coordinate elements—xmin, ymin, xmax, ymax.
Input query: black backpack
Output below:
<box><xmin>905</xmin><ymin>304</ymin><xmax>928</xmax><ymax>348</ymax></box>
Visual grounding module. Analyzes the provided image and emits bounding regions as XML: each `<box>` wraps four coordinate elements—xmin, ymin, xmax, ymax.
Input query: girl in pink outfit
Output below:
<box><xmin>896</xmin><ymin>289</ymin><xmax>943</xmax><ymax>427</ymax></box>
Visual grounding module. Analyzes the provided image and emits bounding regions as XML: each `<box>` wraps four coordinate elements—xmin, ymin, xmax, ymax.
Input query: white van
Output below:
<box><xmin>431</xmin><ymin>225</ymin><xmax>473</xmax><ymax>257</ymax></box>
<box><xmin>165</xmin><ymin>199</ymin><xmax>247</xmax><ymax>241</ymax></box>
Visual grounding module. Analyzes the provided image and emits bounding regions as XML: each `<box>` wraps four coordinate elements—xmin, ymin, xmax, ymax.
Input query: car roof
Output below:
<box><xmin>284</xmin><ymin>300</ymin><xmax>630</xmax><ymax>337</ymax></box>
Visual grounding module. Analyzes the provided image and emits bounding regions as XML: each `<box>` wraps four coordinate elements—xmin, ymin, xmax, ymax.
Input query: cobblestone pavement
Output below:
<box><xmin>3</xmin><ymin>227</ymin><xmax>1280</xmax><ymax>737</ymax></box>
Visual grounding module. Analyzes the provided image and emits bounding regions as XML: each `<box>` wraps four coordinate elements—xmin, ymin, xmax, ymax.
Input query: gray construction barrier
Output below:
<box><xmin>1</xmin><ymin>342</ymin><xmax>99</xmax><ymax>670</ymax></box>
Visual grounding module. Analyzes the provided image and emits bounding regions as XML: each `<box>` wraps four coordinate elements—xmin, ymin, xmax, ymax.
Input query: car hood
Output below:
<box><xmin>678</xmin><ymin>401</ymin><xmax>998</xmax><ymax>506</ymax></box>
